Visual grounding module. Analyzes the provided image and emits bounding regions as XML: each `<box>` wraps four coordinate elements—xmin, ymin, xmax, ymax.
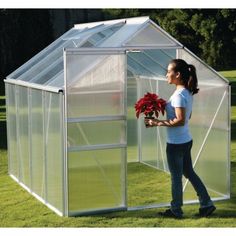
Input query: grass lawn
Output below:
<box><xmin>0</xmin><ymin>71</ymin><xmax>236</xmax><ymax>227</ymax></box>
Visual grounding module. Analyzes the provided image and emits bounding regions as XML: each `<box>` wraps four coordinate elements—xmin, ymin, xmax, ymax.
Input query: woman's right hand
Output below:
<box><xmin>144</xmin><ymin>118</ymin><xmax>156</xmax><ymax>127</ymax></box>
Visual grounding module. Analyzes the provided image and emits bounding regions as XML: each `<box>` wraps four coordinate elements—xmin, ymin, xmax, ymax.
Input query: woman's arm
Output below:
<box><xmin>145</xmin><ymin>107</ymin><xmax>186</xmax><ymax>127</ymax></box>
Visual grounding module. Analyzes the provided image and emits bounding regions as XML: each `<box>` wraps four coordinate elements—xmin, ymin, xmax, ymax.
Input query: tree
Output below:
<box><xmin>0</xmin><ymin>9</ymin><xmax>53</xmax><ymax>95</ymax></box>
<box><xmin>103</xmin><ymin>9</ymin><xmax>236</xmax><ymax>70</ymax></box>
<box><xmin>189</xmin><ymin>9</ymin><xmax>236</xmax><ymax>70</ymax></box>
<box><xmin>1</xmin><ymin>9</ymin><xmax>235</xmax><ymax>95</ymax></box>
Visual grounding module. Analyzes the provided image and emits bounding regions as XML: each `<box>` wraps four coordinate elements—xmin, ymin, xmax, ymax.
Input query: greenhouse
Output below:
<box><xmin>4</xmin><ymin>16</ymin><xmax>231</xmax><ymax>216</ymax></box>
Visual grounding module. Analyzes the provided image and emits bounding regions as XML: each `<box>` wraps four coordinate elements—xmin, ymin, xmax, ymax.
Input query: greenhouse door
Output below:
<box><xmin>64</xmin><ymin>48</ymin><xmax>127</xmax><ymax>216</ymax></box>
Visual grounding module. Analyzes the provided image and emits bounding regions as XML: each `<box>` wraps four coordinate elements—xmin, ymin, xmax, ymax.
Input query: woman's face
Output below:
<box><xmin>166</xmin><ymin>63</ymin><xmax>179</xmax><ymax>85</ymax></box>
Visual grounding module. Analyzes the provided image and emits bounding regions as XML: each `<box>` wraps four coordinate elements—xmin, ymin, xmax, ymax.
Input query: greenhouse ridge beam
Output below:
<box><xmin>73</xmin><ymin>16</ymin><xmax>150</xmax><ymax>31</ymax></box>
<box><xmin>65</xmin><ymin>45</ymin><xmax>183</xmax><ymax>53</ymax></box>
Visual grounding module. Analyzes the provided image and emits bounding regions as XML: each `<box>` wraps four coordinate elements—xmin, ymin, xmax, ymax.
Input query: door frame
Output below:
<box><xmin>63</xmin><ymin>47</ymin><xmax>128</xmax><ymax>216</ymax></box>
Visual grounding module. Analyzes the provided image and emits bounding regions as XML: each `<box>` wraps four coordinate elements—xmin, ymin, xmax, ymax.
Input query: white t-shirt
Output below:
<box><xmin>165</xmin><ymin>88</ymin><xmax>193</xmax><ymax>144</ymax></box>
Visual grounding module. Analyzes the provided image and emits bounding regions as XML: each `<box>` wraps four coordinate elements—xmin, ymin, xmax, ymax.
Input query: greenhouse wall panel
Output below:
<box><xmin>68</xmin><ymin>149</ymin><xmax>126</xmax><ymax>213</ymax></box>
<box><xmin>31</xmin><ymin>89</ymin><xmax>45</xmax><ymax>198</ymax></box>
<box><xmin>45</xmin><ymin>92</ymin><xmax>64</xmax><ymax>212</ymax></box>
<box><xmin>6</xmin><ymin>84</ymin><xmax>18</xmax><ymax>178</ymax></box>
<box><xmin>18</xmin><ymin>86</ymin><xmax>30</xmax><ymax>186</ymax></box>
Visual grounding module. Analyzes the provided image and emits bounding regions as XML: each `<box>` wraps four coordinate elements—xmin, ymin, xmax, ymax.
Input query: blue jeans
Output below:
<box><xmin>166</xmin><ymin>140</ymin><xmax>213</xmax><ymax>216</ymax></box>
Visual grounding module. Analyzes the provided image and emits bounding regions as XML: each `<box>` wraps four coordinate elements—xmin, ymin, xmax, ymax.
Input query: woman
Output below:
<box><xmin>144</xmin><ymin>59</ymin><xmax>216</xmax><ymax>219</ymax></box>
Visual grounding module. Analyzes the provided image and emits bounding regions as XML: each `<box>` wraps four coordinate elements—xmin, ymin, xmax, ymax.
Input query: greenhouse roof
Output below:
<box><xmin>5</xmin><ymin>16</ymin><xmax>184</xmax><ymax>92</ymax></box>
<box><xmin>5</xmin><ymin>16</ymin><xmax>228</xmax><ymax>92</ymax></box>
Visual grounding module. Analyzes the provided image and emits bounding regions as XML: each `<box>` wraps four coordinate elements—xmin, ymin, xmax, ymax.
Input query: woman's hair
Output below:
<box><xmin>170</xmin><ymin>59</ymin><xmax>199</xmax><ymax>95</ymax></box>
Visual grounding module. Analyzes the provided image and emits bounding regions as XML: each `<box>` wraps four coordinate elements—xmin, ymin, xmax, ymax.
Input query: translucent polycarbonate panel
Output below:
<box><xmin>6</xmin><ymin>84</ymin><xmax>18</xmax><ymax>177</ymax></box>
<box><xmin>127</xmin><ymin>77</ymin><xmax>138</xmax><ymax>162</ymax></box>
<box><xmin>18</xmin><ymin>86</ymin><xmax>30</xmax><ymax>186</ymax></box>
<box><xmin>17</xmin><ymin>24</ymin><xmax>124</xmax><ymax>84</ymax></box>
<box><xmin>189</xmin><ymin>86</ymin><xmax>228</xmax><ymax>166</ymax></box>
<box><xmin>67</xmin><ymin>120</ymin><xmax>126</xmax><ymax>147</ymax></box>
<box><xmin>128</xmin><ymin>52</ymin><xmax>166</xmax><ymax>77</ymax></box>
<box><xmin>45</xmin><ymin>92</ymin><xmax>64</xmax><ymax>212</ymax></box>
<box><xmin>32</xmin><ymin>58</ymin><xmax>63</xmax><ymax>85</ymax></box>
<box><xmin>81</xmin><ymin>23</ymin><xmax>124</xmax><ymax>47</ymax></box>
<box><xmin>46</xmin><ymin>24</ymin><xmax>123</xmax><ymax>87</ymax></box>
<box><xmin>145</xmin><ymin>49</ymin><xmax>176</xmax><ymax>68</ymax></box>
<box><xmin>18</xmin><ymin>40</ymin><xmax>81</xmax><ymax>83</ymax></box>
<box><xmin>62</xmin><ymin>28</ymin><xmax>86</xmax><ymax>39</ymax></box>
<box><xmin>184</xmin><ymin>126</ymin><xmax>229</xmax><ymax>201</ymax></box>
<box><xmin>195</xmin><ymin>97</ymin><xmax>229</xmax><ymax>195</ymax></box>
<box><xmin>65</xmin><ymin>24</ymin><xmax>108</xmax><ymax>40</ymax></box>
<box><xmin>66</xmin><ymin>53</ymin><xmax>125</xmax><ymax>118</ymax></box>
<box><xmin>31</xmin><ymin>89</ymin><xmax>45</xmax><ymax>198</ymax></box>
<box><xmin>184</xmin><ymin>88</ymin><xmax>229</xmax><ymax>201</ymax></box>
<box><xmin>68</xmin><ymin>148</ymin><xmax>126</xmax><ymax>213</ymax></box>
<box><xmin>127</xmin><ymin>49</ymin><xmax>175</xmax><ymax>79</ymax></box>
<box><xmin>128</xmin><ymin>55</ymin><xmax>155</xmax><ymax>77</ymax></box>
<box><xmin>8</xmin><ymin>28</ymin><xmax>79</xmax><ymax>79</ymax></box>
<box><xmin>124</xmin><ymin>23</ymin><xmax>177</xmax><ymax>46</ymax></box>
<box><xmin>46</xmin><ymin>71</ymin><xmax>64</xmax><ymax>87</ymax></box>
<box><xmin>178</xmin><ymin>48</ymin><xmax>227</xmax><ymax>86</ymax></box>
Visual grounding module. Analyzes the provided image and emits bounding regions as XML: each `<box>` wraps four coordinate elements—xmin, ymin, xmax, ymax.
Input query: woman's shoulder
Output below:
<box><xmin>171</xmin><ymin>88</ymin><xmax>192</xmax><ymax>103</ymax></box>
<box><xmin>178</xmin><ymin>88</ymin><xmax>192</xmax><ymax>97</ymax></box>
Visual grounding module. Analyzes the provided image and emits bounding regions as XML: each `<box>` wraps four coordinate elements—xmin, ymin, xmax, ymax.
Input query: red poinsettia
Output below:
<box><xmin>134</xmin><ymin>92</ymin><xmax>166</xmax><ymax>119</ymax></box>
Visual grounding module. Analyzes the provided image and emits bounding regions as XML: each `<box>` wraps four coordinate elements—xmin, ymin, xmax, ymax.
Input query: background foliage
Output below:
<box><xmin>0</xmin><ymin>9</ymin><xmax>236</xmax><ymax>95</ymax></box>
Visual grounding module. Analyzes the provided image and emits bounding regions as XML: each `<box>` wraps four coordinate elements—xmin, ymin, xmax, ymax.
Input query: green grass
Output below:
<box><xmin>220</xmin><ymin>70</ymin><xmax>236</xmax><ymax>82</ymax></box>
<box><xmin>219</xmin><ymin>70</ymin><xmax>236</xmax><ymax>162</ymax></box>
<box><xmin>1</xmin><ymin>70</ymin><xmax>236</xmax><ymax>227</ymax></box>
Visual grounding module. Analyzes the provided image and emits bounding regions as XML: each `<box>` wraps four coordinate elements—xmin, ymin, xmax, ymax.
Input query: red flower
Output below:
<box><xmin>134</xmin><ymin>92</ymin><xmax>166</xmax><ymax>119</ymax></box>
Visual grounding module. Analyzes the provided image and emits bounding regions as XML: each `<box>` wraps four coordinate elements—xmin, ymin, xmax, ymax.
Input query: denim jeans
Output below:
<box><xmin>166</xmin><ymin>140</ymin><xmax>213</xmax><ymax>216</ymax></box>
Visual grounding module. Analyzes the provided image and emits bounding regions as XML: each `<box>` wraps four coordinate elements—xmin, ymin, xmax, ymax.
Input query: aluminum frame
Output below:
<box><xmin>63</xmin><ymin>49</ymin><xmax>69</xmax><ymax>216</ymax></box>
<box><xmin>228</xmin><ymin>85</ymin><xmax>231</xmax><ymax>198</ymax></box>
<box><xmin>4</xmin><ymin>78</ymin><xmax>62</xmax><ymax>94</ymax></box>
<box><xmin>64</xmin><ymin>47</ymin><xmax>128</xmax><ymax>215</ymax></box>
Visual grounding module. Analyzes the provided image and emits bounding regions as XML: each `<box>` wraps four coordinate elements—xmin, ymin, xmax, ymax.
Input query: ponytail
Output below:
<box><xmin>188</xmin><ymin>64</ymin><xmax>199</xmax><ymax>95</ymax></box>
<box><xmin>170</xmin><ymin>59</ymin><xmax>199</xmax><ymax>95</ymax></box>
